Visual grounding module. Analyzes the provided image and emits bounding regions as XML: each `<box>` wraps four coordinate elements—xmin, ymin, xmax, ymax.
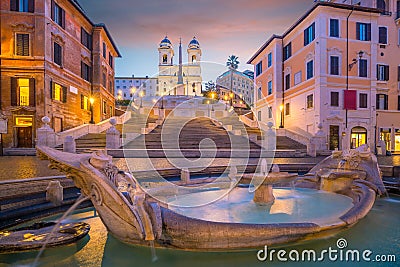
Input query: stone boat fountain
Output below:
<box><xmin>36</xmin><ymin>144</ymin><xmax>385</xmax><ymax>250</ymax></box>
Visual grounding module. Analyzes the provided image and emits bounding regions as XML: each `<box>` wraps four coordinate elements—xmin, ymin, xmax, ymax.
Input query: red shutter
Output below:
<box><xmin>344</xmin><ymin>90</ymin><xmax>357</xmax><ymax>110</ymax></box>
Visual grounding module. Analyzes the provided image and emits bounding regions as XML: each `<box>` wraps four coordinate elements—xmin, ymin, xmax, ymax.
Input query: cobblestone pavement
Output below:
<box><xmin>0</xmin><ymin>155</ymin><xmax>399</xmax><ymax>181</ymax></box>
<box><xmin>0</xmin><ymin>156</ymin><xmax>63</xmax><ymax>181</ymax></box>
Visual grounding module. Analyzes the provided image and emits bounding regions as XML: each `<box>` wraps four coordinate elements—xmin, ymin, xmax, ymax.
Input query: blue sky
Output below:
<box><xmin>78</xmin><ymin>0</ymin><xmax>313</xmax><ymax>80</ymax></box>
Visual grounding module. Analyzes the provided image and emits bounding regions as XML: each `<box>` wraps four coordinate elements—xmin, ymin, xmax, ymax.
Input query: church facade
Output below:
<box><xmin>157</xmin><ymin>37</ymin><xmax>202</xmax><ymax>96</ymax></box>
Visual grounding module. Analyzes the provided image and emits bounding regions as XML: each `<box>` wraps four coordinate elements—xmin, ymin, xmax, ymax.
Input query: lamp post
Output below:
<box><xmin>211</xmin><ymin>92</ymin><xmax>215</xmax><ymax>112</ymax></box>
<box><xmin>89</xmin><ymin>97</ymin><xmax>95</xmax><ymax>124</ymax></box>
<box><xmin>131</xmin><ymin>87</ymin><xmax>136</xmax><ymax>103</ymax></box>
<box><xmin>160</xmin><ymin>93</ymin><xmax>164</xmax><ymax>110</ymax></box>
<box><xmin>279</xmin><ymin>104</ymin><xmax>284</xmax><ymax>128</ymax></box>
<box><xmin>140</xmin><ymin>91</ymin><xmax>144</xmax><ymax>108</ymax></box>
<box><xmin>207</xmin><ymin>100</ymin><xmax>210</xmax><ymax>117</ymax></box>
<box><xmin>224</xmin><ymin>95</ymin><xmax>228</xmax><ymax>111</ymax></box>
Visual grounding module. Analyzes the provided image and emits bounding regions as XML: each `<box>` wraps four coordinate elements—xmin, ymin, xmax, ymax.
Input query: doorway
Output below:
<box><xmin>351</xmin><ymin>127</ymin><xmax>367</xmax><ymax>149</ymax></box>
<box><xmin>17</xmin><ymin>127</ymin><xmax>32</xmax><ymax>148</ymax></box>
<box><xmin>329</xmin><ymin>125</ymin><xmax>340</xmax><ymax>150</ymax></box>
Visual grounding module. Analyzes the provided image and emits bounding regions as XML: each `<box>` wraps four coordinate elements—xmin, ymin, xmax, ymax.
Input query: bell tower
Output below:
<box><xmin>187</xmin><ymin>37</ymin><xmax>201</xmax><ymax>65</ymax></box>
<box><xmin>158</xmin><ymin>36</ymin><xmax>174</xmax><ymax>66</ymax></box>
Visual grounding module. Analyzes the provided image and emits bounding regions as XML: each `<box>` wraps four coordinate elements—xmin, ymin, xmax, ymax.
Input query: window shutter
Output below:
<box><xmin>384</xmin><ymin>65</ymin><xmax>389</xmax><ymax>81</ymax></box>
<box><xmin>398</xmin><ymin>66</ymin><xmax>400</xmax><ymax>81</ymax></box>
<box><xmin>10</xmin><ymin>0</ymin><xmax>17</xmax><ymax>11</ymax></box>
<box><xmin>81</xmin><ymin>94</ymin><xmax>84</xmax><ymax>109</ymax></box>
<box><xmin>304</xmin><ymin>29</ymin><xmax>308</xmax><ymax>46</ymax></box>
<box><xmin>11</xmin><ymin>77</ymin><xmax>17</xmax><ymax>106</ymax></box>
<box><xmin>366</xmin><ymin>24</ymin><xmax>371</xmax><ymax>41</ymax></box>
<box><xmin>61</xmin><ymin>9</ymin><xmax>65</xmax><ymax>29</ymax></box>
<box><xmin>62</xmin><ymin>86</ymin><xmax>67</xmax><ymax>103</ymax></box>
<box><xmin>377</xmin><ymin>65</ymin><xmax>380</xmax><ymax>80</ymax></box>
<box><xmin>384</xmin><ymin>95</ymin><xmax>388</xmax><ymax>110</ymax></box>
<box><xmin>376</xmin><ymin>94</ymin><xmax>380</xmax><ymax>109</ymax></box>
<box><xmin>29</xmin><ymin>78</ymin><xmax>35</xmax><ymax>106</ymax></box>
<box><xmin>28</xmin><ymin>0</ymin><xmax>34</xmax><ymax>13</ymax></box>
<box><xmin>22</xmin><ymin>34</ymin><xmax>29</xmax><ymax>56</ymax></box>
<box><xmin>50</xmin><ymin>80</ymin><xmax>53</xmax><ymax>99</ymax></box>
<box><xmin>312</xmin><ymin>22</ymin><xmax>315</xmax><ymax>40</ymax></box>
<box><xmin>356</xmin><ymin>23</ymin><xmax>360</xmax><ymax>40</ymax></box>
<box><xmin>51</xmin><ymin>0</ymin><xmax>55</xmax><ymax>20</ymax></box>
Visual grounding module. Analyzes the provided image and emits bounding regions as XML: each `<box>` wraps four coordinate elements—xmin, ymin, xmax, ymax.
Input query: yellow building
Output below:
<box><xmin>249</xmin><ymin>0</ymin><xmax>400</xmax><ymax>153</ymax></box>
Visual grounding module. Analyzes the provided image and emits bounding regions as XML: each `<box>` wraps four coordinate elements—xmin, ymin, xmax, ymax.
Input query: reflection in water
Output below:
<box><xmin>0</xmin><ymin>196</ymin><xmax>399</xmax><ymax>267</ymax></box>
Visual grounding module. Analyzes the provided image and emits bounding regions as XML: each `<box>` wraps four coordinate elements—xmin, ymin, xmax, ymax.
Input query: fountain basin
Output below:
<box><xmin>317</xmin><ymin>169</ymin><xmax>367</xmax><ymax>193</ymax></box>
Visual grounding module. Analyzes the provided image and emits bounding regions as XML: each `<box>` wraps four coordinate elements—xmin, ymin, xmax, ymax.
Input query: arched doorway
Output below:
<box><xmin>351</xmin><ymin>127</ymin><xmax>367</xmax><ymax>149</ymax></box>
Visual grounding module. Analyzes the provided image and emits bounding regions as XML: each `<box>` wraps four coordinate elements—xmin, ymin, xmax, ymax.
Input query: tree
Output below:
<box><xmin>226</xmin><ymin>55</ymin><xmax>239</xmax><ymax>70</ymax></box>
<box><xmin>203</xmin><ymin>80</ymin><xmax>219</xmax><ymax>100</ymax></box>
<box><xmin>205</xmin><ymin>80</ymin><xmax>216</xmax><ymax>91</ymax></box>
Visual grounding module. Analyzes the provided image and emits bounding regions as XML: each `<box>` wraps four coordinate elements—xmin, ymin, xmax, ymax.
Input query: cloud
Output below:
<box><xmin>78</xmin><ymin>0</ymin><xmax>312</xmax><ymax>77</ymax></box>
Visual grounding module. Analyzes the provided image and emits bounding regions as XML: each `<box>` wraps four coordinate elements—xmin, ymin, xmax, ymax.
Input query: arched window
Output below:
<box><xmin>162</xmin><ymin>54</ymin><xmax>168</xmax><ymax>63</ymax></box>
<box><xmin>377</xmin><ymin>0</ymin><xmax>386</xmax><ymax>11</ymax></box>
<box><xmin>192</xmin><ymin>55</ymin><xmax>197</xmax><ymax>63</ymax></box>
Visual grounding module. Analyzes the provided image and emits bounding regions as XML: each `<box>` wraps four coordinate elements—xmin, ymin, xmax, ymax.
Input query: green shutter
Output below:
<box><xmin>50</xmin><ymin>80</ymin><xmax>53</xmax><ymax>99</ymax></box>
<box><xmin>11</xmin><ymin>77</ymin><xmax>17</xmax><ymax>106</ymax></box>
<box><xmin>62</xmin><ymin>86</ymin><xmax>67</xmax><ymax>103</ymax></box>
<box><xmin>81</xmin><ymin>94</ymin><xmax>84</xmax><ymax>109</ymax></box>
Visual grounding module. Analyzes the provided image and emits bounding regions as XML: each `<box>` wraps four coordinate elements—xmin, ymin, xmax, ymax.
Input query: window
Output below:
<box><xmin>330</xmin><ymin>56</ymin><xmax>339</xmax><ymax>75</ymax></box>
<box><xmin>103</xmin><ymin>101</ymin><xmax>107</xmax><ymax>114</ymax></box>
<box><xmin>285</xmin><ymin>103</ymin><xmax>290</xmax><ymax>116</ymax></box>
<box><xmin>109</xmin><ymin>53</ymin><xmax>113</xmax><ymax>68</ymax></box>
<box><xmin>268</xmin><ymin>107</ymin><xmax>273</xmax><ymax>119</ymax></box>
<box><xmin>283</xmin><ymin>43</ymin><xmax>292</xmax><ymax>61</ymax></box>
<box><xmin>53</xmin><ymin>42</ymin><xmax>62</xmax><ymax>66</ymax></box>
<box><xmin>304</xmin><ymin>22</ymin><xmax>315</xmax><ymax>46</ymax></box>
<box><xmin>294</xmin><ymin>71</ymin><xmax>302</xmax><ymax>85</ymax></box>
<box><xmin>376</xmin><ymin>94</ymin><xmax>388</xmax><ymax>110</ymax></box>
<box><xmin>103</xmin><ymin>42</ymin><xmax>107</xmax><ymax>58</ymax></box>
<box><xmin>356</xmin><ymin>22</ymin><xmax>371</xmax><ymax>41</ymax></box>
<box><xmin>81</xmin><ymin>62</ymin><xmax>92</xmax><ymax>82</ymax></box>
<box><xmin>11</xmin><ymin>77</ymin><xmax>35</xmax><ymax>107</ymax></box>
<box><xmin>307</xmin><ymin>60</ymin><xmax>314</xmax><ymax>80</ymax></box>
<box><xmin>268</xmin><ymin>81</ymin><xmax>272</xmax><ymax>95</ymax></box>
<box><xmin>359</xmin><ymin>93</ymin><xmax>368</xmax><ymax>108</ymax></box>
<box><xmin>398</xmin><ymin>66</ymin><xmax>400</xmax><ymax>81</ymax></box>
<box><xmin>379</xmin><ymin>27</ymin><xmax>388</xmax><ymax>44</ymax></box>
<box><xmin>51</xmin><ymin>1</ymin><xmax>65</xmax><ymax>28</ymax></box>
<box><xmin>162</xmin><ymin>54</ymin><xmax>167</xmax><ymax>64</ymax></box>
<box><xmin>102</xmin><ymin>72</ymin><xmax>107</xmax><ymax>87</ymax></box>
<box><xmin>398</xmin><ymin>95</ymin><xmax>400</xmax><ymax>111</ymax></box>
<box><xmin>331</xmin><ymin>92</ymin><xmax>339</xmax><ymax>107</ymax></box>
<box><xmin>257</xmin><ymin>87</ymin><xmax>262</xmax><ymax>100</ymax></box>
<box><xmin>256</xmin><ymin>61</ymin><xmax>263</xmax><ymax>76</ymax></box>
<box><xmin>110</xmin><ymin>106</ymin><xmax>113</xmax><ymax>116</ymax></box>
<box><xmin>330</xmin><ymin>19</ymin><xmax>339</xmax><ymax>37</ymax></box>
<box><xmin>257</xmin><ymin>111</ymin><xmax>262</xmax><ymax>121</ymax></box>
<box><xmin>285</xmin><ymin>74</ymin><xmax>291</xmax><ymax>90</ymax></box>
<box><xmin>359</xmin><ymin>59</ymin><xmax>368</xmax><ymax>77</ymax></box>
<box><xmin>377</xmin><ymin>64</ymin><xmax>389</xmax><ymax>81</ymax></box>
<box><xmin>307</xmin><ymin>94</ymin><xmax>314</xmax><ymax>109</ymax></box>
<box><xmin>81</xmin><ymin>28</ymin><xmax>92</xmax><ymax>50</ymax></box>
<box><xmin>50</xmin><ymin>82</ymin><xmax>67</xmax><ymax>103</ymax></box>
<box><xmin>18</xmin><ymin>78</ymin><xmax>29</xmax><ymax>106</ymax></box>
<box><xmin>15</xmin><ymin>33</ymin><xmax>29</xmax><ymax>56</ymax></box>
<box><xmin>267</xmin><ymin>53</ymin><xmax>272</xmax><ymax>68</ymax></box>
<box><xmin>81</xmin><ymin>95</ymin><xmax>89</xmax><ymax>110</ymax></box>
<box><xmin>10</xmin><ymin>0</ymin><xmax>34</xmax><ymax>12</ymax></box>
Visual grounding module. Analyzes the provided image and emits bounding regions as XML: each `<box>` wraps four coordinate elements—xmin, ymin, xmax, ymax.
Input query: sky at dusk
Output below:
<box><xmin>78</xmin><ymin>0</ymin><xmax>314</xmax><ymax>80</ymax></box>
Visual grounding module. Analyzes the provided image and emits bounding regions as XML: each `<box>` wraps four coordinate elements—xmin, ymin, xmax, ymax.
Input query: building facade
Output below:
<box><xmin>0</xmin><ymin>0</ymin><xmax>120</xmax><ymax>148</ymax></box>
<box><xmin>158</xmin><ymin>36</ymin><xmax>202</xmax><ymax>96</ymax></box>
<box><xmin>216</xmin><ymin>69</ymin><xmax>254</xmax><ymax>105</ymax></box>
<box><xmin>115</xmin><ymin>76</ymin><xmax>158</xmax><ymax>100</ymax></box>
<box><xmin>249</xmin><ymin>0</ymin><xmax>400</xmax><ymax>153</ymax></box>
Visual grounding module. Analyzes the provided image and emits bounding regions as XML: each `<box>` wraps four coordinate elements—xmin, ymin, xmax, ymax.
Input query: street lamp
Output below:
<box><xmin>207</xmin><ymin>100</ymin><xmax>210</xmax><ymax>117</ymax></box>
<box><xmin>210</xmin><ymin>92</ymin><xmax>215</xmax><ymax>112</ymax></box>
<box><xmin>229</xmin><ymin>92</ymin><xmax>234</xmax><ymax>107</ymax></box>
<box><xmin>139</xmin><ymin>91</ymin><xmax>144</xmax><ymax>108</ymax></box>
<box><xmin>224</xmin><ymin>95</ymin><xmax>228</xmax><ymax>111</ymax></box>
<box><xmin>279</xmin><ymin>104</ymin><xmax>284</xmax><ymax>128</ymax></box>
<box><xmin>89</xmin><ymin>97</ymin><xmax>95</xmax><ymax>124</ymax></box>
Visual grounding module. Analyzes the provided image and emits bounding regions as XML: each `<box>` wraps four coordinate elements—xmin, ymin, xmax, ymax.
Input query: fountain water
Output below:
<box><xmin>32</xmin><ymin>144</ymin><xmax>385</xmax><ymax>250</ymax></box>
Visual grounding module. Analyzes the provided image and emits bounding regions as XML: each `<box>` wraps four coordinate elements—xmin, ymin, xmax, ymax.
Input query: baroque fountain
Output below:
<box><xmin>34</xmin><ymin>143</ymin><xmax>385</xmax><ymax>251</ymax></box>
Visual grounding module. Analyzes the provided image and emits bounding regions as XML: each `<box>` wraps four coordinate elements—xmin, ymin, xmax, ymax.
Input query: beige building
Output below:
<box><xmin>216</xmin><ymin>70</ymin><xmax>254</xmax><ymax>105</ymax></box>
<box><xmin>0</xmin><ymin>0</ymin><xmax>120</xmax><ymax>148</ymax></box>
<box><xmin>158</xmin><ymin>36</ymin><xmax>202</xmax><ymax>96</ymax></box>
<box><xmin>249</xmin><ymin>0</ymin><xmax>400</xmax><ymax>153</ymax></box>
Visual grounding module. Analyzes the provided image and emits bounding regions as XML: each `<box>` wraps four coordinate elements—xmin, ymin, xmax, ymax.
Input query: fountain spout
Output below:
<box><xmin>338</xmin><ymin>159</ymin><xmax>347</xmax><ymax>169</ymax></box>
